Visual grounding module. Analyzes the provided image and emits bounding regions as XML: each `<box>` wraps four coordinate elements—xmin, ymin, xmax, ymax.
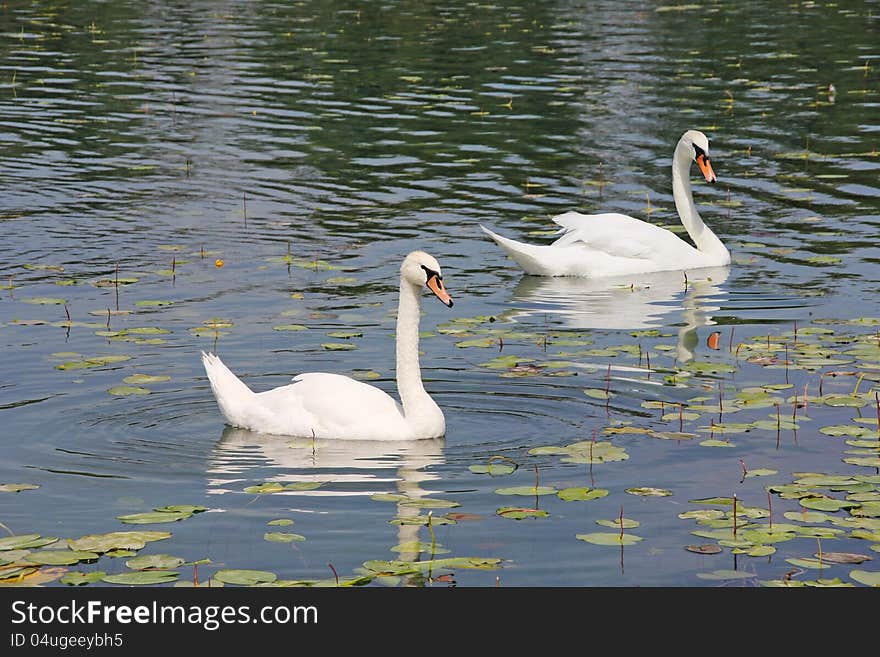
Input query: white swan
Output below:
<box><xmin>480</xmin><ymin>130</ymin><xmax>730</xmax><ymax>278</ymax></box>
<box><xmin>201</xmin><ymin>251</ymin><xmax>454</xmax><ymax>440</ymax></box>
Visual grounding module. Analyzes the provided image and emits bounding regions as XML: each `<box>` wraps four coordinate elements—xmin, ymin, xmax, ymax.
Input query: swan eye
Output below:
<box><xmin>692</xmin><ymin>143</ymin><xmax>707</xmax><ymax>160</ymax></box>
<box><xmin>421</xmin><ymin>264</ymin><xmax>441</xmax><ymax>282</ymax></box>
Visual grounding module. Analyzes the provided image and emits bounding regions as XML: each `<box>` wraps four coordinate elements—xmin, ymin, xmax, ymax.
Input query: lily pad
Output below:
<box><xmin>215</xmin><ymin>569</ymin><xmax>278</xmax><ymax>585</ymax></box>
<box><xmin>495</xmin><ymin>486</ymin><xmax>557</xmax><ymax>496</ymax></box>
<box><xmin>116</xmin><ymin>511</ymin><xmax>192</xmax><ymax>524</ymax></box>
<box><xmin>267</xmin><ymin>519</ymin><xmax>295</xmax><ymax>526</ymax></box>
<box><xmin>626</xmin><ymin>487</ymin><xmax>672</xmax><ymax>497</ymax></box>
<box><xmin>60</xmin><ymin>571</ymin><xmax>106</xmax><ymax>586</ymax></box>
<box><xmin>496</xmin><ymin>507</ymin><xmax>549</xmax><ymax>520</ymax></box>
<box><xmin>557</xmin><ymin>487</ymin><xmax>609</xmax><ymax>502</ymax></box>
<box><xmin>102</xmin><ymin>571</ymin><xmax>180</xmax><ymax>585</ymax></box>
<box><xmin>273</xmin><ymin>324</ymin><xmax>308</xmax><ymax>331</ymax></box>
<box><xmin>24</xmin><ymin>550</ymin><xmax>99</xmax><ymax>565</ymax></box>
<box><xmin>596</xmin><ymin>518</ymin><xmax>639</xmax><ymax>528</ymax></box>
<box><xmin>576</xmin><ymin>532</ymin><xmax>643</xmax><ymax>546</ymax></box>
<box><xmin>685</xmin><ymin>544</ymin><xmax>723</xmax><ymax>554</ymax></box>
<box><xmin>123</xmin><ymin>374</ymin><xmax>171</xmax><ymax>385</ymax></box>
<box><xmin>125</xmin><ymin>554</ymin><xmax>185</xmax><ymax>570</ymax></box>
<box><xmin>849</xmin><ymin>569</ymin><xmax>880</xmax><ymax>586</ymax></box>
<box><xmin>816</xmin><ymin>552</ymin><xmax>872</xmax><ymax>564</ymax></box>
<box><xmin>68</xmin><ymin>531</ymin><xmax>171</xmax><ymax>553</ymax></box>
<box><xmin>799</xmin><ymin>497</ymin><xmax>860</xmax><ymax>512</ymax></box>
<box><xmin>0</xmin><ymin>483</ymin><xmax>40</xmax><ymax>493</ymax></box>
<box><xmin>108</xmin><ymin>386</ymin><xmax>151</xmax><ymax>396</ymax></box>
<box><xmin>264</xmin><ymin>532</ymin><xmax>306</xmax><ymax>543</ymax></box>
<box><xmin>469</xmin><ymin>463</ymin><xmax>516</xmax><ymax>476</ymax></box>
<box><xmin>0</xmin><ymin>535</ymin><xmax>59</xmax><ymax>551</ymax></box>
<box><xmin>154</xmin><ymin>505</ymin><xmax>206</xmax><ymax>514</ymax></box>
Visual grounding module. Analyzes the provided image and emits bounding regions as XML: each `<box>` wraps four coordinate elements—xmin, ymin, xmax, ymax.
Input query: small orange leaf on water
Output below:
<box><xmin>707</xmin><ymin>331</ymin><xmax>721</xmax><ymax>350</ymax></box>
<box><xmin>214</xmin><ymin>259</ymin><xmax>224</xmax><ymax>268</ymax></box>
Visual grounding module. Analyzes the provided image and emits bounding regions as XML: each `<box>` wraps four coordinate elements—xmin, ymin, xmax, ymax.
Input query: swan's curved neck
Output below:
<box><xmin>395</xmin><ymin>279</ymin><xmax>435</xmax><ymax>417</ymax></box>
<box><xmin>672</xmin><ymin>142</ymin><xmax>729</xmax><ymax>259</ymax></box>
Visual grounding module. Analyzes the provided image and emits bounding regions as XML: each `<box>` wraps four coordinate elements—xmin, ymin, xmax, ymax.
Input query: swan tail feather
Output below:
<box><xmin>201</xmin><ymin>351</ymin><xmax>256</xmax><ymax>426</ymax></box>
<box><xmin>479</xmin><ymin>224</ymin><xmax>565</xmax><ymax>276</ymax></box>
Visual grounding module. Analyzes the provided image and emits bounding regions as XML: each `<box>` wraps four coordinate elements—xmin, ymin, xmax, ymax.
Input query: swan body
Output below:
<box><xmin>481</xmin><ymin>130</ymin><xmax>730</xmax><ymax>278</ymax></box>
<box><xmin>202</xmin><ymin>251</ymin><xmax>454</xmax><ymax>440</ymax></box>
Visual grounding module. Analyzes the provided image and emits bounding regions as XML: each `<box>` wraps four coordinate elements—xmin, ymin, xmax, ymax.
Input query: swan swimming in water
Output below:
<box><xmin>480</xmin><ymin>130</ymin><xmax>730</xmax><ymax>278</ymax></box>
<box><xmin>202</xmin><ymin>250</ymin><xmax>453</xmax><ymax>440</ymax></box>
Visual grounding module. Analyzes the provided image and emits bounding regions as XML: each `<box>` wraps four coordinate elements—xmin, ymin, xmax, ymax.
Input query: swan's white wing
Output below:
<box><xmin>252</xmin><ymin>372</ymin><xmax>407</xmax><ymax>439</ymax></box>
<box><xmin>551</xmin><ymin>211</ymin><xmax>698</xmax><ymax>261</ymax></box>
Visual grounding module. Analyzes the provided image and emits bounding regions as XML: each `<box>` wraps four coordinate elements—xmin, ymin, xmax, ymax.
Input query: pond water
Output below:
<box><xmin>1</xmin><ymin>0</ymin><xmax>879</xmax><ymax>588</ymax></box>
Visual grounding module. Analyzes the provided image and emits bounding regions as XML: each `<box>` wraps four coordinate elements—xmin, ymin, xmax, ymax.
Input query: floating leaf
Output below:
<box><xmin>400</xmin><ymin>498</ymin><xmax>460</xmax><ymax>509</ymax></box>
<box><xmin>116</xmin><ymin>511</ymin><xmax>191</xmax><ymax>524</ymax></box>
<box><xmin>784</xmin><ymin>511</ymin><xmax>830</xmax><ymax>523</ymax></box>
<box><xmin>67</xmin><ymin>531</ymin><xmax>170</xmax><ymax>553</ymax></box>
<box><xmin>267</xmin><ymin>519</ymin><xmax>295</xmax><ymax>527</ymax></box>
<box><xmin>123</xmin><ymin>374</ymin><xmax>171</xmax><ymax>385</ymax></box>
<box><xmin>469</xmin><ymin>463</ymin><xmax>516</xmax><ymax>476</ymax></box>
<box><xmin>495</xmin><ymin>486</ymin><xmax>557</xmax><ymax>496</ymax></box>
<box><xmin>60</xmin><ymin>571</ymin><xmax>106</xmax><ymax>586</ymax></box>
<box><xmin>108</xmin><ymin>385</ymin><xmax>150</xmax><ymax>396</ymax></box>
<box><xmin>25</xmin><ymin>550</ymin><xmax>99</xmax><ymax>565</ymax></box>
<box><xmin>679</xmin><ymin>509</ymin><xmax>725</xmax><ymax>520</ymax></box>
<box><xmin>817</xmin><ymin>552</ymin><xmax>872</xmax><ymax>564</ymax></box>
<box><xmin>576</xmin><ymin>532</ymin><xmax>643</xmax><ymax>546</ymax></box>
<box><xmin>273</xmin><ymin>324</ymin><xmax>308</xmax><ymax>331</ymax></box>
<box><xmin>0</xmin><ymin>535</ymin><xmax>58</xmax><ymax>551</ymax></box>
<box><xmin>0</xmin><ymin>483</ymin><xmax>39</xmax><ymax>493</ymax></box>
<box><xmin>584</xmin><ymin>388</ymin><xmax>612</xmax><ymax>400</ymax></box>
<box><xmin>626</xmin><ymin>487</ymin><xmax>672</xmax><ymax>497</ymax></box>
<box><xmin>154</xmin><ymin>505</ymin><xmax>206</xmax><ymax>514</ymax></box>
<box><xmin>455</xmin><ymin>338</ymin><xmax>495</xmax><ymax>348</ymax></box>
<box><xmin>849</xmin><ymin>569</ymin><xmax>880</xmax><ymax>586</ymax></box>
<box><xmin>327</xmin><ymin>331</ymin><xmax>362</xmax><ymax>339</ymax></box>
<box><xmin>264</xmin><ymin>532</ymin><xmax>306</xmax><ymax>543</ymax></box>
<box><xmin>135</xmin><ymin>300</ymin><xmax>174</xmax><ymax>307</ymax></box>
<box><xmin>700</xmin><ymin>439</ymin><xmax>735</xmax><ymax>448</ymax></box>
<box><xmin>745</xmin><ymin>468</ymin><xmax>778</xmax><ymax>478</ymax></box>
<box><xmin>214</xmin><ymin>569</ymin><xmax>277</xmax><ymax>585</ymax></box>
<box><xmin>102</xmin><ymin>571</ymin><xmax>179</xmax><ymax>585</ymax></box>
<box><xmin>799</xmin><ymin>497</ymin><xmax>860</xmax><ymax>512</ymax></box>
<box><xmin>125</xmin><ymin>554</ymin><xmax>185</xmax><ymax>570</ymax></box>
<box><xmin>496</xmin><ymin>507</ymin><xmax>549</xmax><ymax>520</ymax></box>
<box><xmin>597</xmin><ymin>518</ymin><xmax>639</xmax><ymax>528</ymax></box>
<box><xmin>557</xmin><ymin>487</ymin><xmax>609</xmax><ymax>502</ymax></box>
<box><xmin>321</xmin><ymin>342</ymin><xmax>357</xmax><ymax>351</ymax></box>
<box><xmin>21</xmin><ymin>297</ymin><xmax>66</xmax><ymax>305</ymax></box>
<box><xmin>696</xmin><ymin>570</ymin><xmax>755</xmax><ymax>581</ymax></box>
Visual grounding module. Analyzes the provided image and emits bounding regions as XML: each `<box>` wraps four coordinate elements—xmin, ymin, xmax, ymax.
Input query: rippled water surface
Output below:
<box><xmin>1</xmin><ymin>1</ymin><xmax>879</xmax><ymax>587</ymax></box>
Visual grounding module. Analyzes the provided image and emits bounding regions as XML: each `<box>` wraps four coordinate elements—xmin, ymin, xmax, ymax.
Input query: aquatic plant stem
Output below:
<box><xmin>733</xmin><ymin>493</ymin><xmax>738</xmax><ymax>538</ymax></box>
<box><xmin>327</xmin><ymin>562</ymin><xmax>338</xmax><ymax>587</ymax></box>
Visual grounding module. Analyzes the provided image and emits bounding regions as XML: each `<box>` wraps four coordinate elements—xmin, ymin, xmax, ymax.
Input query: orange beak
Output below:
<box><xmin>696</xmin><ymin>154</ymin><xmax>716</xmax><ymax>183</ymax></box>
<box><xmin>427</xmin><ymin>275</ymin><xmax>453</xmax><ymax>307</ymax></box>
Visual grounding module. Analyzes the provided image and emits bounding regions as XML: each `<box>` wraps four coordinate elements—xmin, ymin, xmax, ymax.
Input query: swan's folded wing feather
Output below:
<box><xmin>253</xmin><ymin>373</ymin><xmax>404</xmax><ymax>437</ymax></box>
<box><xmin>551</xmin><ymin>211</ymin><xmax>692</xmax><ymax>261</ymax></box>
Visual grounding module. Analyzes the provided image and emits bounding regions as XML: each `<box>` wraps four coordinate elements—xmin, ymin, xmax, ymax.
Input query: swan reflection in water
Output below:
<box><xmin>208</xmin><ymin>426</ymin><xmax>446</xmax><ymax>576</ymax></box>
<box><xmin>505</xmin><ymin>266</ymin><xmax>730</xmax><ymax>363</ymax></box>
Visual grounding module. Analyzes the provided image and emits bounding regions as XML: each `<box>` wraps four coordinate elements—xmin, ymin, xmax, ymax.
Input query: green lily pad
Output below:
<box><xmin>849</xmin><ymin>569</ymin><xmax>880</xmax><ymax>586</ymax></box>
<box><xmin>125</xmin><ymin>554</ymin><xmax>185</xmax><ymax>570</ymax></box>
<box><xmin>743</xmin><ymin>545</ymin><xmax>777</xmax><ymax>557</ymax></box>
<box><xmin>696</xmin><ymin>570</ymin><xmax>755</xmax><ymax>581</ymax></box>
<box><xmin>21</xmin><ymin>297</ymin><xmax>67</xmax><ymax>305</ymax></box>
<box><xmin>108</xmin><ymin>386</ymin><xmax>151</xmax><ymax>396</ymax></box>
<box><xmin>469</xmin><ymin>463</ymin><xmax>516</xmax><ymax>476</ymax></box>
<box><xmin>60</xmin><ymin>571</ymin><xmax>106</xmax><ymax>586</ymax></box>
<box><xmin>24</xmin><ymin>550</ymin><xmax>99</xmax><ymax>565</ymax></box>
<box><xmin>784</xmin><ymin>511</ymin><xmax>830</xmax><ymax>523</ymax></box>
<box><xmin>123</xmin><ymin>374</ymin><xmax>171</xmax><ymax>385</ymax></box>
<box><xmin>700</xmin><ymin>439</ymin><xmax>735</xmax><ymax>448</ymax></box>
<box><xmin>821</xmin><ymin>425</ymin><xmax>873</xmax><ymax>437</ymax></box>
<box><xmin>116</xmin><ymin>511</ymin><xmax>191</xmax><ymax>524</ymax></box>
<box><xmin>557</xmin><ymin>487</ymin><xmax>609</xmax><ymax>502</ymax></box>
<box><xmin>327</xmin><ymin>331</ymin><xmax>362</xmax><ymax>339</ymax></box>
<box><xmin>273</xmin><ymin>324</ymin><xmax>308</xmax><ymax>331</ymax></box>
<box><xmin>584</xmin><ymin>388</ymin><xmax>612</xmax><ymax>400</ymax></box>
<box><xmin>264</xmin><ymin>532</ymin><xmax>306</xmax><ymax>543</ymax></box>
<box><xmin>321</xmin><ymin>342</ymin><xmax>357</xmax><ymax>351</ymax></box>
<box><xmin>0</xmin><ymin>483</ymin><xmax>39</xmax><ymax>493</ymax></box>
<box><xmin>685</xmin><ymin>544</ymin><xmax>723</xmax><ymax>554</ymax></box>
<box><xmin>154</xmin><ymin>505</ymin><xmax>206</xmax><ymax>514</ymax></box>
<box><xmin>135</xmin><ymin>300</ymin><xmax>174</xmax><ymax>307</ymax></box>
<box><xmin>852</xmin><ymin>529</ymin><xmax>880</xmax><ymax>542</ymax></box>
<box><xmin>0</xmin><ymin>566</ymin><xmax>38</xmax><ymax>580</ymax></box>
<box><xmin>596</xmin><ymin>518</ymin><xmax>639</xmax><ymax>528</ymax></box>
<box><xmin>679</xmin><ymin>509</ymin><xmax>725</xmax><ymax>520</ymax></box>
<box><xmin>823</xmin><ymin>395</ymin><xmax>868</xmax><ymax>408</ymax></box>
<box><xmin>267</xmin><ymin>519</ymin><xmax>295</xmax><ymax>526</ymax></box>
<box><xmin>102</xmin><ymin>571</ymin><xmax>180</xmax><ymax>585</ymax></box>
<box><xmin>852</xmin><ymin>502</ymin><xmax>880</xmax><ymax>517</ymax></box>
<box><xmin>0</xmin><ymin>535</ymin><xmax>59</xmax><ymax>551</ymax></box>
<box><xmin>495</xmin><ymin>486</ymin><xmax>557</xmax><ymax>496</ymax></box>
<box><xmin>400</xmin><ymin>498</ymin><xmax>460</xmax><ymax>509</ymax></box>
<box><xmin>68</xmin><ymin>531</ymin><xmax>170</xmax><ymax>553</ymax></box>
<box><xmin>576</xmin><ymin>532</ymin><xmax>643</xmax><ymax>546</ymax></box>
<box><xmin>786</xmin><ymin>557</ymin><xmax>830</xmax><ymax>569</ymax></box>
<box><xmin>804</xmin><ymin>578</ymin><xmax>854</xmax><ymax>587</ymax></box>
<box><xmin>626</xmin><ymin>487</ymin><xmax>672</xmax><ymax>497</ymax></box>
<box><xmin>800</xmin><ymin>497</ymin><xmax>860</xmax><ymax>512</ymax></box>
<box><xmin>455</xmin><ymin>338</ymin><xmax>496</xmax><ymax>348</ymax></box>
<box><xmin>215</xmin><ymin>569</ymin><xmax>278</xmax><ymax>586</ymax></box>
<box><xmin>496</xmin><ymin>507</ymin><xmax>549</xmax><ymax>520</ymax></box>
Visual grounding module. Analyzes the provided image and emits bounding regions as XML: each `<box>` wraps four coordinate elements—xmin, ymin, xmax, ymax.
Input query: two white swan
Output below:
<box><xmin>480</xmin><ymin>130</ymin><xmax>730</xmax><ymax>277</ymax></box>
<box><xmin>202</xmin><ymin>251</ymin><xmax>453</xmax><ymax>441</ymax></box>
<box><xmin>203</xmin><ymin>130</ymin><xmax>730</xmax><ymax>440</ymax></box>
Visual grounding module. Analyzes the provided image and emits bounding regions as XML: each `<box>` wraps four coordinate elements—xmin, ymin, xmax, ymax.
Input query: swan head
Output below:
<box><xmin>402</xmin><ymin>251</ymin><xmax>454</xmax><ymax>307</ymax></box>
<box><xmin>680</xmin><ymin>130</ymin><xmax>716</xmax><ymax>183</ymax></box>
